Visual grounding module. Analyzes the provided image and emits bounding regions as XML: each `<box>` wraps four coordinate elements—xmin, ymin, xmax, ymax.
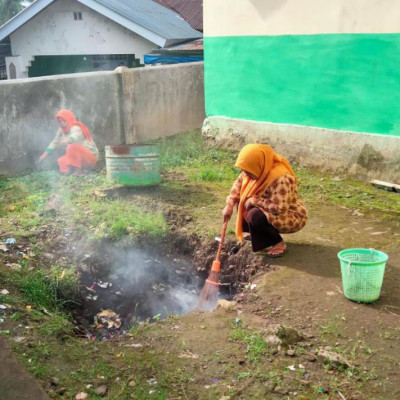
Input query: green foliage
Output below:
<box><xmin>71</xmin><ymin>198</ymin><xmax>167</xmax><ymax>241</ymax></box>
<box><xmin>296</xmin><ymin>167</ymin><xmax>400</xmax><ymax>222</ymax></box>
<box><xmin>157</xmin><ymin>130</ymin><xmax>238</xmax><ymax>182</ymax></box>
<box><xmin>17</xmin><ymin>266</ymin><xmax>80</xmax><ymax>311</ymax></box>
<box><xmin>39</xmin><ymin>313</ymin><xmax>74</xmax><ymax>337</ymax></box>
<box><xmin>229</xmin><ymin>321</ymin><xmax>268</xmax><ymax>362</ymax></box>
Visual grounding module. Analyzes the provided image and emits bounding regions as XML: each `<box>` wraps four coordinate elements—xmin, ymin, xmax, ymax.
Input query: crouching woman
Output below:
<box><xmin>223</xmin><ymin>144</ymin><xmax>308</xmax><ymax>258</ymax></box>
<box><xmin>38</xmin><ymin>109</ymin><xmax>99</xmax><ymax>175</ymax></box>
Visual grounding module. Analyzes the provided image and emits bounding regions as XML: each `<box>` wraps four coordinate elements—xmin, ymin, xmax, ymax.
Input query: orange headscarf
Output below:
<box><xmin>234</xmin><ymin>144</ymin><xmax>295</xmax><ymax>242</ymax></box>
<box><xmin>56</xmin><ymin>109</ymin><xmax>93</xmax><ymax>141</ymax></box>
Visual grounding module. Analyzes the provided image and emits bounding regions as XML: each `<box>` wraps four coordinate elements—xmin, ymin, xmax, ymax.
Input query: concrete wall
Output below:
<box><xmin>120</xmin><ymin>62</ymin><xmax>205</xmax><ymax>143</ymax></box>
<box><xmin>203</xmin><ymin>116</ymin><xmax>400</xmax><ymax>183</ymax></box>
<box><xmin>9</xmin><ymin>0</ymin><xmax>156</xmax><ymax>78</ymax></box>
<box><xmin>0</xmin><ymin>62</ymin><xmax>205</xmax><ymax>175</ymax></box>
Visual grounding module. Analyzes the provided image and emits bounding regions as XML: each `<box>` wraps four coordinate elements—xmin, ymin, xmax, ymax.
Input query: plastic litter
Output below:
<box><xmin>5</xmin><ymin>238</ymin><xmax>16</xmax><ymax>245</ymax></box>
<box><xmin>97</xmin><ymin>282</ymin><xmax>111</xmax><ymax>289</ymax></box>
<box><xmin>95</xmin><ymin>310</ymin><xmax>121</xmax><ymax>329</ymax></box>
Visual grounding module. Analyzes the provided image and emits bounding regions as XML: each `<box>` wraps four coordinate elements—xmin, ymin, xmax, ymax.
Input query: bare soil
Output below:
<box><xmin>1</xmin><ymin>181</ymin><xmax>400</xmax><ymax>400</ymax></box>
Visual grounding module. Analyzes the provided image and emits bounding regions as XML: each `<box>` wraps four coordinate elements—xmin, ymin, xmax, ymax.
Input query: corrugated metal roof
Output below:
<box><xmin>153</xmin><ymin>0</ymin><xmax>202</xmax><ymax>31</ymax></box>
<box><xmin>0</xmin><ymin>0</ymin><xmax>202</xmax><ymax>44</ymax></box>
<box><xmin>159</xmin><ymin>38</ymin><xmax>203</xmax><ymax>53</ymax></box>
<box><xmin>95</xmin><ymin>0</ymin><xmax>202</xmax><ymax>39</ymax></box>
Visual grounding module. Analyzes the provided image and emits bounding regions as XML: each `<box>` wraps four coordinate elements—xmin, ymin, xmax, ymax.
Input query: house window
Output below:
<box><xmin>73</xmin><ymin>12</ymin><xmax>82</xmax><ymax>20</ymax></box>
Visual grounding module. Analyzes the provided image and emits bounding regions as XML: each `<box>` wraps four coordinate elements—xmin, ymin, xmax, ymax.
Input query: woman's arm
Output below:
<box><xmin>38</xmin><ymin>130</ymin><xmax>62</xmax><ymax>162</ymax></box>
<box><xmin>222</xmin><ymin>173</ymin><xmax>243</xmax><ymax>222</ymax></box>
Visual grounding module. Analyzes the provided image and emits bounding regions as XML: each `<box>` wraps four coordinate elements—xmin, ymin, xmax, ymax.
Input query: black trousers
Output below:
<box><xmin>242</xmin><ymin>207</ymin><xmax>283</xmax><ymax>252</ymax></box>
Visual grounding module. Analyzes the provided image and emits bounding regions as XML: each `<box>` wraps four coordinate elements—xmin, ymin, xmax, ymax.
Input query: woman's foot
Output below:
<box><xmin>266</xmin><ymin>241</ymin><xmax>287</xmax><ymax>258</ymax></box>
<box><xmin>243</xmin><ymin>233</ymin><xmax>251</xmax><ymax>241</ymax></box>
<box><xmin>72</xmin><ymin>168</ymin><xmax>83</xmax><ymax>176</ymax></box>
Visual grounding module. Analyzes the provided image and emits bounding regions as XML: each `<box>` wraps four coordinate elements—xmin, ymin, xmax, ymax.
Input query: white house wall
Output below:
<box><xmin>10</xmin><ymin>0</ymin><xmax>157</xmax><ymax>76</ymax></box>
<box><xmin>204</xmin><ymin>0</ymin><xmax>400</xmax><ymax>36</ymax></box>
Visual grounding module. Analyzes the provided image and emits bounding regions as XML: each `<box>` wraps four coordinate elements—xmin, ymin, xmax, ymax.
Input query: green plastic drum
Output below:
<box><xmin>105</xmin><ymin>144</ymin><xmax>160</xmax><ymax>186</ymax></box>
<box><xmin>337</xmin><ymin>248</ymin><xmax>388</xmax><ymax>303</ymax></box>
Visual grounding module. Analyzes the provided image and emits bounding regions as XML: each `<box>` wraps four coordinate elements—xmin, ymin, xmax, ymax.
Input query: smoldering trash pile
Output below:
<box><xmin>75</xmin><ymin>248</ymin><xmax>203</xmax><ymax>340</ymax></box>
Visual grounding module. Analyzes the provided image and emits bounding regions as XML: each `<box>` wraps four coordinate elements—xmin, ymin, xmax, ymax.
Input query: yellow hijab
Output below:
<box><xmin>234</xmin><ymin>144</ymin><xmax>295</xmax><ymax>242</ymax></box>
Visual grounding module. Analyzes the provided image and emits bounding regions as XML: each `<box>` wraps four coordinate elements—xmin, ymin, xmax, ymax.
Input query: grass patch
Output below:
<box><xmin>296</xmin><ymin>167</ymin><xmax>400</xmax><ymax>223</ymax></box>
<box><xmin>69</xmin><ymin>198</ymin><xmax>167</xmax><ymax>241</ymax></box>
<box><xmin>17</xmin><ymin>266</ymin><xmax>80</xmax><ymax>311</ymax></box>
<box><xmin>229</xmin><ymin>321</ymin><xmax>268</xmax><ymax>362</ymax></box>
<box><xmin>158</xmin><ymin>130</ymin><xmax>238</xmax><ymax>183</ymax></box>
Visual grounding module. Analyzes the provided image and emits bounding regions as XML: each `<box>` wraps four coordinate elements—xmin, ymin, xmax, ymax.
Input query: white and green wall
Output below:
<box><xmin>203</xmin><ymin>0</ymin><xmax>400</xmax><ymax>181</ymax></box>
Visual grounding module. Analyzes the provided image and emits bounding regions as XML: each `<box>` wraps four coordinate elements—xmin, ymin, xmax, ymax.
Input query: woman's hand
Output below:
<box><xmin>38</xmin><ymin>152</ymin><xmax>48</xmax><ymax>163</ymax></box>
<box><xmin>244</xmin><ymin>197</ymin><xmax>256</xmax><ymax>210</ymax></box>
<box><xmin>222</xmin><ymin>203</ymin><xmax>234</xmax><ymax>223</ymax></box>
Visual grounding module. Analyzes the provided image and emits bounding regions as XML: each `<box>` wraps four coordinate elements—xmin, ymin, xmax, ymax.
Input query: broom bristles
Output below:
<box><xmin>197</xmin><ymin>270</ymin><xmax>220</xmax><ymax>311</ymax></box>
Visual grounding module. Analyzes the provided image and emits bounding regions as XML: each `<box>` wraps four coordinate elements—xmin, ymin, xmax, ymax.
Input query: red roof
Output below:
<box><xmin>153</xmin><ymin>0</ymin><xmax>203</xmax><ymax>31</ymax></box>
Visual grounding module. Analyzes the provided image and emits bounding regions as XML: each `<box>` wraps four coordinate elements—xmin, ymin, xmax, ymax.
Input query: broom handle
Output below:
<box><xmin>215</xmin><ymin>221</ymin><xmax>228</xmax><ymax>262</ymax></box>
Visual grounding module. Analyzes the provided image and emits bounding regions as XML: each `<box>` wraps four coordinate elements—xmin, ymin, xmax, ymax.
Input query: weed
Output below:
<box><xmin>229</xmin><ymin>321</ymin><xmax>268</xmax><ymax>362</ymax></box>
<box><xmin>294</xmin><ymin>345</ymin><xmax>307</xmax><ymax>356</ymax></box>
<box><xmin>157</xmin><ymin>130</ymin><xmax>237</xmax><ymax>183</ymax></box>
<box><xmin>39</xmin><ymin>313</ymin><xmax>73</xmax><ymax>337</ymax></box>
<box><xmin>71</xmin><ymin>198</ymin><xmax>167</xmax><ymax>241</ymax></box>
<box><xmin>17</xmin><ymin>265</ymin><xmax>80</xmax><ymax>311</ymax></box>
<box><xmin>318</xmin><ymin>321</ymin><xmax>341</xmax><ymax>338</ymax></box>
<box><xmin>237</xmin><ymin>371</ymin><xmax>252</xmax><ymax>379</ymax></box>
<box><xmin>10</xmin><ymin>311</ymin><xmax>23</xmax><ymax>321</ymax></box>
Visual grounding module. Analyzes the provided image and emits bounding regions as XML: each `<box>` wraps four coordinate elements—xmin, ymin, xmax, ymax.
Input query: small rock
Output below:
<box><xmin>317</xmin><ymin>348</ymin><xmax>351</xmax><ymax>369</ymax></box>
<box><xmin>307</xmin><ymin>354</ymin><xmax>317</xmax><ymax>362</ymax></box>
<box><xmin>217</xmin><ymin>299</ymin><xmax>237</xmax><ymax>310</ymax></box>
<box><xmin>274</xmin><ymin>386</ymin><xmax>289</xmax><ymax>395</ymax></box>
<box><xmin>128</xmin><ymin>381</ymin><xmax>137</xmax><ymax>387</ymax></box>
<box><xmin>75</xmin><ymin>393</ymin><xmax>88</xmax><ymax>400</ymax></box>
<box><xmin>286</xmin><ymin>349</ymin><xmax>295</xmax><ymax>357</ymax></box>
<box><xmin>56</xmin><ymin>387</ymin><xmax>66</xmax><ymax>396</ymax></box>
<box><xmin>264</xmin><ymin>324</ymin><xmax>282</xmax><ymax>335</ymax></box>
<box><xmin>94</xmin><ymin>385</ymin><xmax>107</xmax><ymax>396</ymax></box>
<box><xmin>264</xmin><ymin>335</ymin><xmax>282</xmax><ymax>346</ymax></box>
<box><xmin>264</xmin><ymin>380</ymin><xmax>276</xmax><ymax>392</ymax></box>
<box><xmin>219</xmin><ymin>396</ymin><xmax>231</xmax><ymax>400</ymax></box>
<box><xmin>321</xmin><ymin>385</ymin><xmax>330</xmax><ymax>393</ymax></box>
<box><xmin>50</xmin><ymin>377</ymin><xmax>59</xmax><ymax>386</ymax></box>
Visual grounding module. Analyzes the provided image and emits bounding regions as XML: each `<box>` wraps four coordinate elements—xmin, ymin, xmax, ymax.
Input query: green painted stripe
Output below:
<box><xmin>204</xmin><ymin>34</ymin><xmax>400</xmax><ymax>136</ymax></box>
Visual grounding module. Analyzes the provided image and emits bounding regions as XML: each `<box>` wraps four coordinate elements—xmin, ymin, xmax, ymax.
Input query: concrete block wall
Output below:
<box><xmin>0</xmin><ymin>62</ymin><xmax>205</xmax><ymax>175</ymax></box>
<box><xmin>203</xmin><ymin>116</ymin><xmax>400</xmax><ymax>183</ymax></box>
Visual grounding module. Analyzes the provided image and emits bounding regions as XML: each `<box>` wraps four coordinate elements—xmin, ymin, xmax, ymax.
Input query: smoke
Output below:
<box><xmin>105</xmin><ymin>246</ymin><xmax>201</xmax><ymax>320</ymax></box>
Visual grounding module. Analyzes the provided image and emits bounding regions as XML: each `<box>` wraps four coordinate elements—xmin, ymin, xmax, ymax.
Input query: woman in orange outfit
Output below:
<box><xmin>38</xmin><ymin>109</ymin><xmax>99</xmax><ymax>175</ymax></box>
<box><xmin>223</xmin><ymin>144</ymin><xmax>308</xmax><ymax>258</ymax></box>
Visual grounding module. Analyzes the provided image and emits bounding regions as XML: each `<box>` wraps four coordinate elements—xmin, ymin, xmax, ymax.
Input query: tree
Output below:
<box><xmin>0</xmin><ymin>0</ymin><xmax>26</xmax><ymax>26</ymax></box>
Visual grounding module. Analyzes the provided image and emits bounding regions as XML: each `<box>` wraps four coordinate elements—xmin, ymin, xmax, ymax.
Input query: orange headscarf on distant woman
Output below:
<box><xmin>234</xmin><ymin>144</ymin><xmax>296</xmax><ymax>242</ymax></box>
<box><xmin>56</xmin><ymin>109</ymin><xmax>93</xmax><ymax>142</ymax></box>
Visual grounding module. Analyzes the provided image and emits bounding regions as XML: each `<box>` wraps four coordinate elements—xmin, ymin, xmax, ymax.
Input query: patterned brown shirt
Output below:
<box><xmin>227</xmin><ymin>172</ymin><xmax>308</xmax><ymax>233</ymax></box>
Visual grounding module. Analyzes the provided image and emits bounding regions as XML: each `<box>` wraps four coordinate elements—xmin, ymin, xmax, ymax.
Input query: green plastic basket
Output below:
<box><xmin>337</xmin><ymin>248</ymin><xmax>388</xmax><ymax>303</ymax></box>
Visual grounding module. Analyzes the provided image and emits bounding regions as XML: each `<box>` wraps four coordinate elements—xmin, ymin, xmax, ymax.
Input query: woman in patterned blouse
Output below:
<box><xmin>38</xmin><ymin>109</ymin><xmax>99</xmax><ymax>175</ymax></box>
<box><xmin>223</xmin><ymin>144</ymin><xmax>308</xmax><ymax>257</ymax></box>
